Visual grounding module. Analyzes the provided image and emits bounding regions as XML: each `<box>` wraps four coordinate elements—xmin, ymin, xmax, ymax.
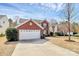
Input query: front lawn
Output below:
<box><xmin>0</xmin><ymin>37</ymin><xmax>16</xmax><ymax>56</ymax></box>
<box><xmin>47</xmin><ymin>36</ymin><xmax>79</xmax><ymax>54</ymax></box>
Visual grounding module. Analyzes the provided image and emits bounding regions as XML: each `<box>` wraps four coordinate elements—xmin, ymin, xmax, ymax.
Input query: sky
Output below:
<box><xmin>0</xmin><ymin>3</ymin><xmax>79</xmax><ymax>22</ymax></box>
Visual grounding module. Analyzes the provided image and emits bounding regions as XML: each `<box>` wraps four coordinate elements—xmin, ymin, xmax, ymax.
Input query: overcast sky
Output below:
<box><xmin>0</xmin><ymin>3</ymin><xmax>79</xmax><ymax>22</ymax></box>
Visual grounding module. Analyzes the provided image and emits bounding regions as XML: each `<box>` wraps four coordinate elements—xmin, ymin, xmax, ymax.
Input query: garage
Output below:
<box><xmin>16</xmin><ymin>20</ymin><xmax>44</xmax><ymax>40</ymax></box>
<box><xmin>19</xmin><ymin>30</ymin><xmax>40</xmax><ymax>40</ymax></box>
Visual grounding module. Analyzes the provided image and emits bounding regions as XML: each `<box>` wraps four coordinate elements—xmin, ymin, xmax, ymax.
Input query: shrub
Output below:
<box><xmin>55</xmin><ymin>32</ymin><xmax>64</xmax><ymax>36</ymax></box>
<box><xmin>65</xmin><ymin>34</ymin><xmax>69</xmax><ymax>36</ymax></box>
<box><xmin>5</xmin><ymin>28</ymin><xmax>18</xmax><ymax>41</ymax></box>
<box><xmin>74</xmin><ymin>34</ymin><xmax>79</xmax><ymax>37</ymax></box>
<box><xmin>41</xmin><ymin>34</ymin><xmax>45</xmax><ymax>39</ymax></box>
<box><xmin>73</xmin><ymin>32</ymin><xmax>77</xmax><ymax>35</ymax></box>
<box><xmin>0</xmin><ymin>33</ymin><xmax>5</xmax><ymax>37</ymax></box>
<box><xmin>50</xmin><ymin>32</ymin><xmax>54</xmax><ymax>36</ymax></box>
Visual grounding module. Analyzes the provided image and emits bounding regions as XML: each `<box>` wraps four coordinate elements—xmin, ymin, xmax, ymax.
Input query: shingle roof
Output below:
<box><xmin>0</xmin><ymin>15</ymin><xmax>6</xmax><ymax>19</ymax></box>
<box><xmin>15</xmin><ymin>20</ymin><xmax>44</xmax><ymax>30</ymax></box>
<box><xmin>19</xmin><ymin>18</ymin><xmax>28</xmax><ymax>24</ymax></box>
<box><xmin>19</xmin><ymin>18</ymin><xmax>43</xmax><ymax>24</ymax></box>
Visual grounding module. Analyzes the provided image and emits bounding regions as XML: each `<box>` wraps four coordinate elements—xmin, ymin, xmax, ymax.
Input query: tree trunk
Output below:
<box><xmin>52</xmin><ymin>26</ymin><xmax>55</xmax><ymax>36</ymax></box>
<box><xmin>67</xmin><ymin>3</ymin><xmax>71</xmax><ymax>40</ymax></box>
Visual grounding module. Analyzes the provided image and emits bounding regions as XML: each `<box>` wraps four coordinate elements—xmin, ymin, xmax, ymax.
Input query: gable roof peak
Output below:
<box><xmin>15</xmin><ymin>19</ymin><xmax>44</xmax><ymax>30</ymax></box>
<box><xmin>30</xmin><ymin>18</ymin><xmax>32</xmax><ymax>20</ymax></box>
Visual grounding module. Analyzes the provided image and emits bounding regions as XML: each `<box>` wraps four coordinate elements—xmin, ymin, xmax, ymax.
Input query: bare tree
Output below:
<box><xmin>57</xmin><ymin>3</ymin><xmax>79</xmax><ymax>40</ymax></box>
<box><xmin>59</xmin><ymin>3</ymin><xmax>75</xmax><ymax>40</ymax></box>
<box><xmin>61</xmin><ymin>3</ymin><xmax>74</xmax><ymax>40</ymax></box>
<box><xmin>67</xmin><ymin>3</ymin><xmax>71</xmax><ymax>40</ymax></box>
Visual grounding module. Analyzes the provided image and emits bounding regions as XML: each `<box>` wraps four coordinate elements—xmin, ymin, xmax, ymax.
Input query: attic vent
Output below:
<box><xmin>29</xmin><ymin>22</ymin><xmax>32</xmax><ymax>26</ymax></box>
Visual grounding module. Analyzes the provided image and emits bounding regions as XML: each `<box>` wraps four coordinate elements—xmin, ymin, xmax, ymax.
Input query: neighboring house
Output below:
<box><xmin>57</xmin><ymin>21</ymin><xmax>74</xmax><ymax>35</ymax></box>
<box><xmin>49</xmin><ymin>21</ymin><xmax>58</xmax><ymax>34</ymax></box>
<box><xmin>0</xmin><ymin>15</ymin><xmax>9</xmax><ymax>34</ymax></box>
<box><xmin>16</xmin><ymin>20</ymin><xmax>44</xmax><ymax>40</ymax></box>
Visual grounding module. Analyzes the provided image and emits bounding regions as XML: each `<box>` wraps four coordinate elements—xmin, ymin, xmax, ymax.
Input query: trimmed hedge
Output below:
<box><xmin>73</xmin><ymin>32</ymin><xmax>77</xmax><ymax>35</ymax></box>
<box><xmin>55</xmin><ymin>32</ymin><xmax>64</xmax><ymax>36</ymax></box>
<box><xmin>50</xmin><ymin>32</ymin><xmax>54</xmax><ymax>36</ymax></box>
<box><xmin>5</xmin><ymin>28</ymin><xmax>18</xmax><ymax>41</ymax></box>
<box><xmin>74</xmin><ymin>34</ymin><xmax>79</xmax><ymax>37</ymax></box>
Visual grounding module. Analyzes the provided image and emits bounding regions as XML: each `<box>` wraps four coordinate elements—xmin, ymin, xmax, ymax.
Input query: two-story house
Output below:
<box><xmin>0</xmin><ymin>15</ymin><xmax>9</xmax><ymax>34</ymax></box>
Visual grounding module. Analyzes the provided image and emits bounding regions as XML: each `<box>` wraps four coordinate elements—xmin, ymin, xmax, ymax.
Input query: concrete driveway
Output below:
<box><xmin>12</xmin><ymin>39</ymin><xmax>79</xmax><ymax>56</ymax></box>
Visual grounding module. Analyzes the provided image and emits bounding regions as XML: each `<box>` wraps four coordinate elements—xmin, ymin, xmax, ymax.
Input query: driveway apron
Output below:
<box><xmin>12</xmin><ymin>39</ymin><xmax>79</xmax><ymax>56</ymax></box>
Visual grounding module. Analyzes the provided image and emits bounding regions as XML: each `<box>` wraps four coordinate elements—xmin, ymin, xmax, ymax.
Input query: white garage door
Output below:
<box><xmin>19</xmin><ymin>30</ymin><xmax>40</xmax><ymax>40</ymax></box>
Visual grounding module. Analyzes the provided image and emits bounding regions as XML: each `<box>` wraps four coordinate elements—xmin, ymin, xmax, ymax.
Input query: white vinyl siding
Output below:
<box><xmin>0</xmin><ymin>16</ymin><xmax>9</xmax><ymax>34</ymax></box>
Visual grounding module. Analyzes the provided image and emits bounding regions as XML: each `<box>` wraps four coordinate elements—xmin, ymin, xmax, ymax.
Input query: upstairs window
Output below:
<box><xmin>0</xmin><ymin>25</ymin><xmax>2</xmax><ymax>28</ymax></box>
<box><xmin>3</xmin><ymin>21</ymin><xmax>5</xmax><ymax>24</ymax></box>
